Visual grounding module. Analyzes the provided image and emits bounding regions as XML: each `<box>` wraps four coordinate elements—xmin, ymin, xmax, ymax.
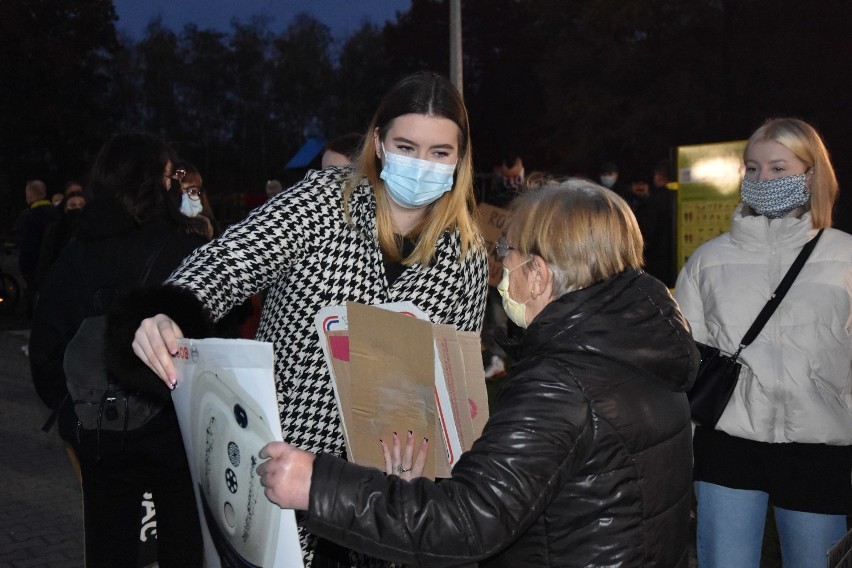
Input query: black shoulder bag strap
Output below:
<box><xmin>731</xmin><ymin>228</ymin><xmax>824</xmax><ymax>360</ymax></box>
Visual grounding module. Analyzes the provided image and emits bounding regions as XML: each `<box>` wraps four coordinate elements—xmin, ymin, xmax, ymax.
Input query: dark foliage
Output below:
<box><xmin>1</xmin><ymin>0</ymin><xmax>850</xmax><ymax>234</ymax></box>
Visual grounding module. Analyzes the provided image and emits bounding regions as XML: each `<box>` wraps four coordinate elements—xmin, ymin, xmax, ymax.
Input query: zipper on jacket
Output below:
<box><xmin>769</xmin><ymin>236</ymin><xmax>786</xmax><ymax>441</ymax></box>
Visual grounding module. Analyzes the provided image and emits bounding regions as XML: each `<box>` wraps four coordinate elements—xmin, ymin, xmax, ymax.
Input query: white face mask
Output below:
<box><xmin>600</xmin><ymin>174</ymin><xmax>617</xmax><ymax>189</ymax></box>
<box><xmin>180</xmin><ymin>193</ymin><xmax>203</xmax><ymax>217</ymax></box>
<box><xmin>497</xmin><ymin>259</ymin><xmax>532</xmax><ymax>328</ymax></box>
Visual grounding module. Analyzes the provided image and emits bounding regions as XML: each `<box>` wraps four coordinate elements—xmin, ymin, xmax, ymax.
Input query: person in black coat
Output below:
<box><xmin>17</xmin><ymin>179</ymin><xmax>60</xmax><ymax>317</ymax></box>
<box><xmin>623</xmin><ymin>166</ymin><xmax>676</xmax><ymax>288</ymax></box>
<box><xmin>256</xmin><ymin>180</ymin><xmax>699</xmax><ymax>567</ymax></box>
<box><xmin>29</xmin><ymin>133</ymin><xmax>211</xmax><ymax>568</ymax></box>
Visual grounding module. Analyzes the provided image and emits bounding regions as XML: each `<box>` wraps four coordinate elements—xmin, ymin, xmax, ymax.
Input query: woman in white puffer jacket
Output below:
<box><xmin>675</xmin><ymin>117</ymin><xmax>852</xmax><ymax>568</ymax></box>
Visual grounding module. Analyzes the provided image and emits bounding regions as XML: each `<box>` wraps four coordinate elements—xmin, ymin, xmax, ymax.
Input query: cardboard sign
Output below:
<box><xmin>456</xmin><ymin>330</ymin><xmax>489</xmax><ymax>439</ymax></box>
<box><xmin>348</xmin><ymin>302</ymin><xmax>441</xmax><ymax>477</ymax></box>
<box><xmin>314</xmin><ymin>301</ymin><xmax>489</xmax><ymax>479</ymax></box>
<box><xmin>171</xmin><ymin>338</ymin><xmax>304</xmax><ymax>568</ymax></box>
<box><xmin>477</xmin><ymin>202</ymin><xmax>512</xmax><ymax>286</ymax></box>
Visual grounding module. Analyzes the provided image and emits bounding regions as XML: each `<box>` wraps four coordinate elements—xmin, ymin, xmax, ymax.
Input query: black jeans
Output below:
<box><xmin>78</xmin><ymin>404</ymin><xmax>203</xmax><ymax>567</ymax></box>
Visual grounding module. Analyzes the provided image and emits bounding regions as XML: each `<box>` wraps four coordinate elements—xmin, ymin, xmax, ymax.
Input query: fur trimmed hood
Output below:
<box><xmin>105</xmin><ymin>284</ymin><xmax>215</xmax><ymax>400</ymax></box>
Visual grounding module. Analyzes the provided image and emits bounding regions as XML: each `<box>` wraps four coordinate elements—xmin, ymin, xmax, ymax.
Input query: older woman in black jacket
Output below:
<box><xmin>258</xmin><ymin>180</ymin><xmax>698</xmax><ymax>567</ymax></box>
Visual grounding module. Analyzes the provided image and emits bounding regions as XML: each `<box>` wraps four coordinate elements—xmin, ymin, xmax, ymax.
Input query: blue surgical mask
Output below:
<box><xmin>380</xmin><ymin>143</ymin><xmax>456</xmax><ymax>209</ymax></box>
<box><xmin>180</xmin><ymin>193</ymin><xmax>203</xmax><ymax>217</ymax></box>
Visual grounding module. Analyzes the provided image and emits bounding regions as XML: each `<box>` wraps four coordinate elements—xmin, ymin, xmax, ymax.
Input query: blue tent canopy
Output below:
<box><xmin>284</xmin><ymin>137</ymin><xmax>326</xmax><ymax>168</ymax></box>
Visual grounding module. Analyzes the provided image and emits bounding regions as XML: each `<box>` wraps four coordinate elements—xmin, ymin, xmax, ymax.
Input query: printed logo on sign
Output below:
<box><xmin>173</xmin><ymin>346</ymin><xmax>191</xmax><ymax>360</ymax></box>
<box><xmin>323</xmin><ymin>315</ymin><xmax>346</xmax><ymax>332</ymax></box>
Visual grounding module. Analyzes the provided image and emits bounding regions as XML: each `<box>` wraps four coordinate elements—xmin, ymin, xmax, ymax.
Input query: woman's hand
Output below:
<box><xmin>381</xmin><ymin>430</ymin><xmax>429</xmax><ymax>480</ymax></box>
<box><xmin>257</xmin><ymin>442</ymin><xmax>316</xmax><ymax>511</ymax></box>
<box><xmin>131</xmin><ymin>314</ymin><xmax>184</xmax><ymax>388</ymax></box>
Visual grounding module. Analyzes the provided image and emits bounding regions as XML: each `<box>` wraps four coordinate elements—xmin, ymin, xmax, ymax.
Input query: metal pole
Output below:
<box><xmin>449</xmin><ymin>0</ymin><xmax>463</xmax><ymax>96</ymax></box>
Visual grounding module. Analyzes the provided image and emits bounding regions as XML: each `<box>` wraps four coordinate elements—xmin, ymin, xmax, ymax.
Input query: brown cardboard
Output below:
<box><xmin>347</xmin><ymin>302</ymin><xmax>440</xmax><ymax>478</ymax></box>
<box><xmin>457</xmin><ymin>331</ymin><xmax>490</xmax><ymax>440</ymax></box>
<box><xmin>326</xmin><ymin>302</ymin><xmax>489</xmax><ymax>480</ymax></box>
<box><xmin>432</xmin><ymin>323</ymin><xmax>474</xmax><ymax>453</ymax></box>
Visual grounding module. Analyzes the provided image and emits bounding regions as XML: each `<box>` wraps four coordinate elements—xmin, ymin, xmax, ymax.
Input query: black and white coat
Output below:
<box><xmin>168</xmin><ymin>167</ymin><xmax>489</xmax><ymax>458</ymax></box>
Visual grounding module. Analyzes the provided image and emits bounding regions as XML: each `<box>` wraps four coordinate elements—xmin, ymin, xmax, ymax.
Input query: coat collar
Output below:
<box><xmin>522</xmin><ymin>268</ymin><xmax>697</xmax><ymax>393</ymax></box>
<box><xmin>730</xmin><ymin>203</ymin><xmax>816</xmax><ymax>251</ymax></box>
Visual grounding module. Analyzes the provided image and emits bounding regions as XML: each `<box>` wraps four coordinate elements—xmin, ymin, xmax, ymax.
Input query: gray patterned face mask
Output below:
<box><xmin>741</xmin><ymin>172</ymin><xmax>810</xmax><ymax>218</ymax></box>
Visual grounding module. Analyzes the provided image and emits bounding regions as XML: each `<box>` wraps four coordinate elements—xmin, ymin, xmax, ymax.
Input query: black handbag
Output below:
<box><xmin>688</xmin><ymin>342</ymin><xmax>743</xmax><ymax>428</ymax></box>
<box><xmin>687</xmin><ymin>229</ymin><xmax>823</xmax><ymax>428</ymax></box>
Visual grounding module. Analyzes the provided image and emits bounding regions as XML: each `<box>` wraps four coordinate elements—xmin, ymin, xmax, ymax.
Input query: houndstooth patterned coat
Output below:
<box><xmin>168</xmin><ymin>166</ymin><xmax>488</xmax><ymax>563</ymax></box>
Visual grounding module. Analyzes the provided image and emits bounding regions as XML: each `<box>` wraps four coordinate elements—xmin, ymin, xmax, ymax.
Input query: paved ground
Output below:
<box><xmin>0</xmin><ymin>329</ymin><xmax>85</xmax><ymax>568</ymax></box>
<box><xmin>1</xmin><ymin>246</ymin><xmax>84</xmax><ymax>567</ymax></box>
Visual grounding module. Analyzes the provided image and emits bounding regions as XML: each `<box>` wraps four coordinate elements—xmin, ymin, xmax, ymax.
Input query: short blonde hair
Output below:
<box><xmin>508</xmin><ymin>179</ymin><xmax>644</xmax><ymax>297</ymax></box>
<box><xmin>745</xmin><ymin>117</ymin><xmax>838</xmax><ymax>229</ymax></box>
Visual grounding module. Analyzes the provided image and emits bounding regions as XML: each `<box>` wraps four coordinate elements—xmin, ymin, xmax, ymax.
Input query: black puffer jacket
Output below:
<box><xmin>303</xmin><ymin>269</ymin><xmax>698</xmax><ymax>567</ymax></box>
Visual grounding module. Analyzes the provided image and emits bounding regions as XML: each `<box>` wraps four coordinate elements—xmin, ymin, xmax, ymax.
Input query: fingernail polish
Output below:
<box><xmin>379</xmin><ymin>439</ymin><xmax>384</xmax><ymax>445</ymax></box>
<box><xmin>408</xmin><ymin>430</ymin><xmax>413</xmax><ymax>437</ymax></box>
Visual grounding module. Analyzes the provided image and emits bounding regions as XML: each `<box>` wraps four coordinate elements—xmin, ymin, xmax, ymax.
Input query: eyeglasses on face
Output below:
<box><xmin>182</xmin><ymin>186</ymin><xmax>203</xmax><ymax>200</ymax></box>
<box><xmin>163</xmin><ymin>169</ymin><xmax>186</xmax><ymax>181</ymax></box>
<box><xmin>495</xmin><ymin>236</ymin><xmax>517</xmax><ymax>259</ymax></box>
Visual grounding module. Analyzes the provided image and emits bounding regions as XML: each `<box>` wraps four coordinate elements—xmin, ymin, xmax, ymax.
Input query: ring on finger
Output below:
<box><xmin>396</xmin><ymin>464</ymin><xmax>412</xmax><ymax>474</ymax></box>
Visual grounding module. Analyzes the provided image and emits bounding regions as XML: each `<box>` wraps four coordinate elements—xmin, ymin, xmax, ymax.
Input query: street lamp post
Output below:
<box><xmin>450</xmin><ymin>0</ymin><xmax>463</xmax><ymax>97</ymax></box>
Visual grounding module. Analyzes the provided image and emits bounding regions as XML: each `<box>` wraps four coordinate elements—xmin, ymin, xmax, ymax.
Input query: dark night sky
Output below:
<box><xmin>112</xmin><ymin>0</ymin><xmax>408</xmax><ymax>40</ymax></box>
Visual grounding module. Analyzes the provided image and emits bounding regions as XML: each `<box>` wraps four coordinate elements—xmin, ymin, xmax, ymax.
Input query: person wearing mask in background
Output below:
<box><xmin>598</xmin><ymin>161</ymin><xmax>620</xmax><ymax>191</ymax></box>
<box><xmin>35</xmin><ymin>182</ymin><xmax>87</xmax><ymax>287</ymax></box>
<box><xmin>675</xmin><ymin>117</ymin><xmax>852</xmax><ymax>567</ymax></box>
<box><xmin>112</xmin><ymin>72</ymin><xmax>488</xmax><ymax>566</ymax></box>
<box><xmin>483</xmin><ymin>152</ymin><xmax>525</xmax><ymax>208</ymax></box>
<box><xmin>256</xmin><ymin>181</ymin><xmax>698</xmax><ymax>568</ymax></box>
<box><xmin>321</xmin><ymin>132</ymin><xmax>363</xmax><ymax>169</ymax></box>
<box><xmin>173</xmin><ymin>161</ymin><xmax>216</xmax><ymax>239</ymax></box>
<box><xmin>63</xmin><ymin>190</ymin><xmax>86</xmax><ymax>211</ymax></box>
<box><xmin>29</xmin><ymin>133</ymin><xmax>206</xmax><ymax>567</ymax></box>
<box><xmin>17</xmin><ymin>179</ymin><xmax>60</xmax><ymax>318</ymax></box>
